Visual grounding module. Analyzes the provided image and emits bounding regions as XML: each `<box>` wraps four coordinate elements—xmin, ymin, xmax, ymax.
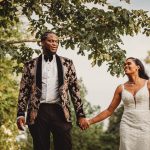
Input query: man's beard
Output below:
<box><xmin>43</xmin><ymin>48</ymin><xmax>56</xmax><ymax>56</ymax></box>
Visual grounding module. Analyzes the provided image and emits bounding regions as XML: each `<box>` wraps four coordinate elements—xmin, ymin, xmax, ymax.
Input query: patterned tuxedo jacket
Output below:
<box><xmin>17</xmin><ymin>54</ymin><xmax>85</xmax><ymax>125</ymax></box>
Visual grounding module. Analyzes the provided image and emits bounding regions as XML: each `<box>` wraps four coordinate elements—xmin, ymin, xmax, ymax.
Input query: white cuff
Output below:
<box><xmin>17</xmin><ymin>116</ymin><xmax>25</xmax><ymax>121</ymax></box>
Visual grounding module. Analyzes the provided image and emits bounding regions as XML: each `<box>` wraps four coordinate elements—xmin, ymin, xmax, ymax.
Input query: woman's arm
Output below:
<box><xmin>88</xmin><ymin>85</ymin><xmax>122</xmax><ymax>125</ymax></box>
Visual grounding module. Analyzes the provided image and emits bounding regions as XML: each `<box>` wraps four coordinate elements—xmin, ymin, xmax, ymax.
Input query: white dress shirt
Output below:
<box><xmin>40</xmin><ymin>54</ymin><xmax>60</xmax><ymax>103</ymax></box>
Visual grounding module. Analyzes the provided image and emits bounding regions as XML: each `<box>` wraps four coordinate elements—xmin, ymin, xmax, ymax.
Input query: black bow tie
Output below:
<box><xmin>44</xmin><ymin>54</ymin><xmax>53</xmax><ymax>62</ymax></box>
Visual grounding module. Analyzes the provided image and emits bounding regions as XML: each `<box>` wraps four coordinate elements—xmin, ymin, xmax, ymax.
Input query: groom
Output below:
<box><xmin>17</xmin><ymin>31</ymin><xmax>89</xmax><ymax>150</ymax></box>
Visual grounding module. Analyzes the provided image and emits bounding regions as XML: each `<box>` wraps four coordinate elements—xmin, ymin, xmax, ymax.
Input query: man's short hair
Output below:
<box><xmin>41</xmin><ymin>31</ymin><xmax>56</xmax><ymax>42</ymax></box>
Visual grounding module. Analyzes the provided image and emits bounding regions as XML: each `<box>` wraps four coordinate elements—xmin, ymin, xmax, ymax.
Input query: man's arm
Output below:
<box><xmin>68</xmin><ymin>60</ymin><xmax>89</xmax><ymax>129</ymax></box>
<box><xmin>17</xmin><ymin>63</ymin><xmax>31</xmax><ymax>130</ymax></box>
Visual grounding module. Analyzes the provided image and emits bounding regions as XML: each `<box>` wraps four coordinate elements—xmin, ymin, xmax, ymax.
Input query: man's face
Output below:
<box><xmin>42</xmin><ymin>33</ymin><xmax>59</xmax><ymax>54</ymax></box>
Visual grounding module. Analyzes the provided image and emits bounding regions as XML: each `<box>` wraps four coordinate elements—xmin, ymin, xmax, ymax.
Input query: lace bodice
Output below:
<box><xmin>121</xmin><ymin>81</ymin><xmax>149</xmax><ymax>110</ymax></box>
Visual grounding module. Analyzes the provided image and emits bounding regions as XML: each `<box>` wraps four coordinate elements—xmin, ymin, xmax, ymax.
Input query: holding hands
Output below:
<box><xmin>78</xmin><ymin>117</ymin><xmax>91</xmax><ymax>130</ymax></box>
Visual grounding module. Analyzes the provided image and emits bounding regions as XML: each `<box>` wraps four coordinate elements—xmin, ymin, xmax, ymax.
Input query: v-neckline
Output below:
<box><xmin>124</xmin><ymin>81</ymin><xmax>147</xmax><ymax>97</ymax></box>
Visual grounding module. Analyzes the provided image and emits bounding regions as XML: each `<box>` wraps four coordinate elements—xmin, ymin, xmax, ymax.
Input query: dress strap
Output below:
<box><xmin>121</xmin><ymin>84</ymin><xmax>124</xmax><ymax>90</ymax></box>
<box><xmin>145</xmin><ymin>80</ymin><xmax>150</xmax><ymax>110</ymax></box>
<box><xmin>147</xmin><ymin>80</ymin><xmax>150</xmax><ymax>110</ymax></box>
<box><xmin>145</xmin><ymin>80</ymin><xmax>148</xmax><ymax>86</ymax></box>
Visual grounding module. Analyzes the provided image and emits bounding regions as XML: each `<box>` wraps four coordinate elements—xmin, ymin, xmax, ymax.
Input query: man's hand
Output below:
<box><xmin>78</xmin><ymin>118</ymin><xmax>90</xmax><ymax>130</ymax></box>
<box><xmin>17</xmin><ymin>116</ymin><xmax>26</xmax><ymax>131</ymax></box>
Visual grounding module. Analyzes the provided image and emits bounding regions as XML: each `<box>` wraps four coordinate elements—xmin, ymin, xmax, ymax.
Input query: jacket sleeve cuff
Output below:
<box><xmin>17</xmin><ymin>116</ymin><xmax>25</xmax><ymax>121</ymax></box>
<box><xmin>76</xmin><ymin>112</ymin><xmax>86</xmax><ymax>120</ymax></box>
<box><xmin>17</xmin><ymin>112</ymin><xmax>25</xmax><ymax>118</ymax></box>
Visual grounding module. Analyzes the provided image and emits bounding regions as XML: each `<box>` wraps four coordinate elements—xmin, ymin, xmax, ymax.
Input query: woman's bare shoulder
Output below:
<box><xmin>115</xmin><ymin>84</ymin><xmax>123</xmax><ymax>94</ymax></box>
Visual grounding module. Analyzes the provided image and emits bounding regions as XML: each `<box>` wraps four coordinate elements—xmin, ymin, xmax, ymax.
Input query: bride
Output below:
<box><xmin>88</xmin><ymin>57</ymin><xmax>150</xmax><ymax>150</ymax></box>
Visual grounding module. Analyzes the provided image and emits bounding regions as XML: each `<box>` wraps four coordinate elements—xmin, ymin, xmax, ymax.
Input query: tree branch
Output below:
<box><xmin>5</xmin><ymin>39</ymin><xmax>39</xmax><ymax>44</ymax></box>
<box><xmin>2</xmin><ymin>37</ymin><xmax>65</xmax><ymax>44</ymax></box>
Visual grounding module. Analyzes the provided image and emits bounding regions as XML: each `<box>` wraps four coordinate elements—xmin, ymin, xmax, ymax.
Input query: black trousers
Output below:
<box><xmin>28</xmin><ymin>103</ymin><xmax>72</xmax><ymax>150</ymax></box>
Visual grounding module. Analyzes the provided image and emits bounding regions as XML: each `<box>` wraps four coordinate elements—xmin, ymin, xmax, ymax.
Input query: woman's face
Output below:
<box><xmin>124</xmin><ymin>59</ymin><xmax>139</xmax><ymax>75</ymax></box>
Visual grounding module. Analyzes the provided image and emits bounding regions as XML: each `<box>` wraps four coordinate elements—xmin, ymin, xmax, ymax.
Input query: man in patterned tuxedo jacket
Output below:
<box><xmin>17</xmin><ymin>31</ymin><xmax>89</xmax><ymax>150</ymax></box>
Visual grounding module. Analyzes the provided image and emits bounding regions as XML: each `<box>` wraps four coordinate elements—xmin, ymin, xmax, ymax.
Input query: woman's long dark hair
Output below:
<box><xmin>127</xmin><ymin>57</ymin><xmax>149</xmax><ymax>80</ymax></box>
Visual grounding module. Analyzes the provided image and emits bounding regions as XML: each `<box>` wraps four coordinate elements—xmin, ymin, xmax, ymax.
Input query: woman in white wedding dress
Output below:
<box><xmin>88</xmin><ymin>57</ymin><xmax>150</xmax><ymax>150</ymax></box>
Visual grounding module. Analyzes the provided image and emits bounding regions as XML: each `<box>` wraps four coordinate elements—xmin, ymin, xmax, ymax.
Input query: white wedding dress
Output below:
<box><xmin>120</xmin><ymin>81</ymin><xmax>150</xmax><ymax>150</ymax></box>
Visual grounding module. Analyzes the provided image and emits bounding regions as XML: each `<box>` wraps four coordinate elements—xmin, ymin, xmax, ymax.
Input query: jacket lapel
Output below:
<box><xmin>36</xmin><ymin>54</ymin><xmax>42</xmax><ymax>91</ymax></box>
<box><xmin>56</xmin><ymin>54</ymin><xmax>64</xmax><ymax>87</ymax></box>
